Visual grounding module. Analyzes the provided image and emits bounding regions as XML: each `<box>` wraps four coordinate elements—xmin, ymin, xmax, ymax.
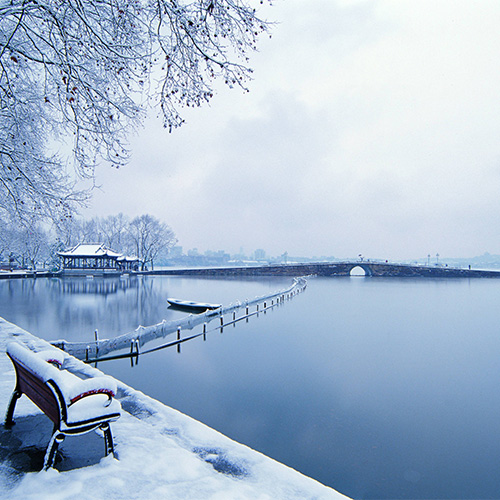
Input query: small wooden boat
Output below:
<box><xmin>167</xmin><ymin>298</ymin><xmax>221</xmax><ymax>313</ymax></box>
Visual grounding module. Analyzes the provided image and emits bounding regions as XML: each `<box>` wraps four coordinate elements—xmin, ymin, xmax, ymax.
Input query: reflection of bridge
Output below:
<box><xmin>146</xmin><ymin>261</ymin><xmax>500</xmax><ymax>278</ymax></box>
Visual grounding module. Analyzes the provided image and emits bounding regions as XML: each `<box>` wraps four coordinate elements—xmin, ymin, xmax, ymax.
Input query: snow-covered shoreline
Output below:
<box><xmin>0</xmin><ymin>316</ymin><xmax>349</xmax><ymax>500</ymax></box>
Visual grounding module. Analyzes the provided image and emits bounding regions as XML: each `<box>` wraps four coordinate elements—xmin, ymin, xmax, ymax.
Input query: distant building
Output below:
<box><xmin>254</xmin><ymin>249</ymin><xmax>266</xmax><ymax>261</ymax></box>
<box><xmin>57</xmin><ymin>244</ymin><xmax>140</xmax><ymax>272</ymax></box>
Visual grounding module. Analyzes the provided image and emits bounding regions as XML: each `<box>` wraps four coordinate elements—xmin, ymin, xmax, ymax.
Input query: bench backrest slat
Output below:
<box><xmin>12</xmin><ymin>358</ymin><xmax>60</xmax><ymax>424</ymax></box>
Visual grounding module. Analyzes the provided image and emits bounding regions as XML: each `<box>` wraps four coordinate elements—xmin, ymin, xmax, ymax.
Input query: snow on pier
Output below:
<box><xmin>51</xmin><ymin>277</ymin><xmax>308</xmax><ymax>362</ymax></box>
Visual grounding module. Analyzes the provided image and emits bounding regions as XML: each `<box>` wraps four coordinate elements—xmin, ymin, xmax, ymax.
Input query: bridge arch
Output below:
<box><xmin>348</xmin><ymin>264</ymin><xmax>373</xmax><ymax>277</ymax></box>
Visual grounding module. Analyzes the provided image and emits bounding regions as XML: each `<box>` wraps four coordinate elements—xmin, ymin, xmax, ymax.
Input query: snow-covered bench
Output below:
<box><xmin>4</xmin><ymin>342</ymin><xmax>121</xmax><ymax>470</ymax></box>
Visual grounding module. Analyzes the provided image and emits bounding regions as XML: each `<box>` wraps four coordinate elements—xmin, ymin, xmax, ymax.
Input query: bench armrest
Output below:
<box><xmin>56</xmin><ymin>374</ymin><xmax>117</xmax><ymax>407</ymax></box>
<box><xmin>36</xmin><ymin>349</ymin><xmax>64</xmax><ymax>368</ymax></box>
<box><xmin>70</xmin><ymin>389</ymin><xmax>114</xmax><ymax>406</ymax></box>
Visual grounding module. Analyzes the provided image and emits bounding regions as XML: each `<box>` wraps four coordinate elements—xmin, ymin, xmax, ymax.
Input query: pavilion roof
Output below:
<box><xmin>57</xmin><ymin>243</ymin><xmax>123</xmax><ymax>258</ymax></box>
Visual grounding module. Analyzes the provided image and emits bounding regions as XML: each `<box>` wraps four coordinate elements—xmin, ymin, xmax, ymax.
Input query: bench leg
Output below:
<box><xmin>43</xmin><ymin>430</ymin><xmax>65</xmax><ymax>470</ymax></box>
<box><xmin>100</xmin><ymin>423</ymin><xmax>114</xmax><ymax>457</ymax></box>
<box><xmin>4</xmin><ymin>389</ymin><xmax>21</xmax><ymax>428</ymax></box>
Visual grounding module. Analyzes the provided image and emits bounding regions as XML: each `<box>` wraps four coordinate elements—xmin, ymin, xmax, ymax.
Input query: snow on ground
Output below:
<box><xmin>0</xmin><ymin>317</ymin><xmax>349</xmax><ymax>500</ymax></box>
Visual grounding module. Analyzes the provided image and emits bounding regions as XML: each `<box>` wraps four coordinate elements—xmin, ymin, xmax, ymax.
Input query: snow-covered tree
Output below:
<box><xmin>55</xmin><ymin>217</ymin><xmax>85</xmax><ymax>248</ymax></box>
<box><xmin>17</xmin><ymin>223</ymin><xmax>51</xmax><ymax>269</ymax></box>
<box><xmin>127</xmin><ymin>214</ymin><xmax>176</xmax><ymax>270</ymax></box>
<box><xmin>99</xmin><ymin>213</ymin><xmax>130</xmax><ymax>250</ymax></box>
<box><xmin>0</xmin><ymin>220</ymin><xmax>17</xmax><ymax>263</ymax></box>
<box><xmin>0</xmin><ymin>0</ymin><xmax>271</xmax><ymax>223</ymax></box>
<box><xmin>0</xmin><ymin>217</ymin><xmax>51</xmax><ymax>268</ymax></box>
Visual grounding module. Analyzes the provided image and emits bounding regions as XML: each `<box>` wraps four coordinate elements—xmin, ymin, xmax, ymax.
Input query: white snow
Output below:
<box><xmin>7</xmin><ymin>342</ymin><xmax>64</xmax><ymax>382</ymax></box>
<box><xmin>65</xmin><ymin>394</ymin><xmax>120</xmax><ymax>425</ymax></box>
<box><xmin>35</xmin><ymin>349</ymin><xmax>65</xmax><ymax>368</ymax></box>
<box><xmin>0</xmin><ymin>316</ymin><xmax>350</xmax><ymax>500</ymax></box>
<box><xmin>57</xmin><ymin>244</ymin><xmax>120</xmax><ymax>258</ymax></box>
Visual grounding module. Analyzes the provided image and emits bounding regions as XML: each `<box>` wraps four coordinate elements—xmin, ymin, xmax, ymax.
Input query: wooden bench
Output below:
<box><xmin>4</xmin><ymin>342</ymin><xmax>121</xmax><ymax>470</ymax></box>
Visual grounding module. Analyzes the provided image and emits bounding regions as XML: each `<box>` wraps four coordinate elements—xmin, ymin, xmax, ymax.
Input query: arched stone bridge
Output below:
<box><xmin>147</xmin><ymin>261</ymin><xmax>500</xmax><ymax>278</ymax></box>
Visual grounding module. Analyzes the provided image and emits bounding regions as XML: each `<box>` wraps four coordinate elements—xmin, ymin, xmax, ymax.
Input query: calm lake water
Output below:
<box><xmin>1</xmin><ymin>275</ymin><xmax>500</xmax><ymax>499</ymax></box>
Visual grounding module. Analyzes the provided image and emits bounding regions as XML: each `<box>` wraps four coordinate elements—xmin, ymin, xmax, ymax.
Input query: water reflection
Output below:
<box><xmin>2</xmin><ymin>276</ymin><xmax>500</xmax><ymax>499</ymax></box>
<box><xmin>0</xmin><ymin>276</ymin><xmax>291</xmax><ymax>343</ymax></box>
<box><xmin>0</xmin><ymin>276</ymin><xmax>169</xmax><ymax>342</ymax></box>
<box><xmin>58</xmin><ymin>277</ymin><xmax>135</xmax><ymax>295</ymax></box>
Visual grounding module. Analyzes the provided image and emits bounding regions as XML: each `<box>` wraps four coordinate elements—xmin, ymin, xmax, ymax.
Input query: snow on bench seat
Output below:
<box><xmin>5</xmin><ymin>341</ymin><xmax>121</xmax><ymax>470</ymax></box>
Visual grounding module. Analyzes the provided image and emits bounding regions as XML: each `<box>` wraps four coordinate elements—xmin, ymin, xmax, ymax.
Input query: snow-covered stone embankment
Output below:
<box><xmin>0</xmin><ymin>317</ymin><xmax>349</xmax><ymax>500</ymax></box>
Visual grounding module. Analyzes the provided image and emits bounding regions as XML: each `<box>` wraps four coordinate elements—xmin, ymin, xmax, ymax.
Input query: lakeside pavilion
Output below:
<box><xmin>57</xmin><ymin>244</ymin><xmax>140</xmax><ymax>272</ymax></box>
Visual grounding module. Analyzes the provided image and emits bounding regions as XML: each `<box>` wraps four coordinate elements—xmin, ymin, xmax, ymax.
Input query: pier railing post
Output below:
<box><xmin>94</xmin><ymin>329</ymin><xmax>99</xmax><ymax>356</ymax></box>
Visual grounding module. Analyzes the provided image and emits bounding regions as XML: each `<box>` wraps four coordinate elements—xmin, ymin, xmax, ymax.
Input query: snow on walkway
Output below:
<box><xmin>0</xmin><ymin>317</ymin><xmax>349</xmax><ymax>500</ymax></box>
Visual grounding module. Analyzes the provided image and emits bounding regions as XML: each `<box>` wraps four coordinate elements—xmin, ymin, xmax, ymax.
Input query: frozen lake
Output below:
<box><xmin>1</xmin><ymin>274</ymin><xmax>500</xmax><ymax>499</ymax></box>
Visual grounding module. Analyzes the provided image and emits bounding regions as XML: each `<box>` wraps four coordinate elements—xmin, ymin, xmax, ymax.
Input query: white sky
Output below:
<box><xmin>85</xmin><ymin>0</ymin><xmax>500</xmax><ymax>260</ymax></box>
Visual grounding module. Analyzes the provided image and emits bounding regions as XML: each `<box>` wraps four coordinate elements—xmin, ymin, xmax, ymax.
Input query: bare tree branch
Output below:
<box><xmin>0</xmin><ymin>0</ymin><xmax>272</xmax><ymax>222</ymax></box>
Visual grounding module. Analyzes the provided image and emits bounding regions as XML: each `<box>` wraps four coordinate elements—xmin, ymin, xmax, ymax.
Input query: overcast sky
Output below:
<box><xmin>85</xmin><ymin>0</ymin><xmax>500</xmax><ymax>261</ymax></box>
